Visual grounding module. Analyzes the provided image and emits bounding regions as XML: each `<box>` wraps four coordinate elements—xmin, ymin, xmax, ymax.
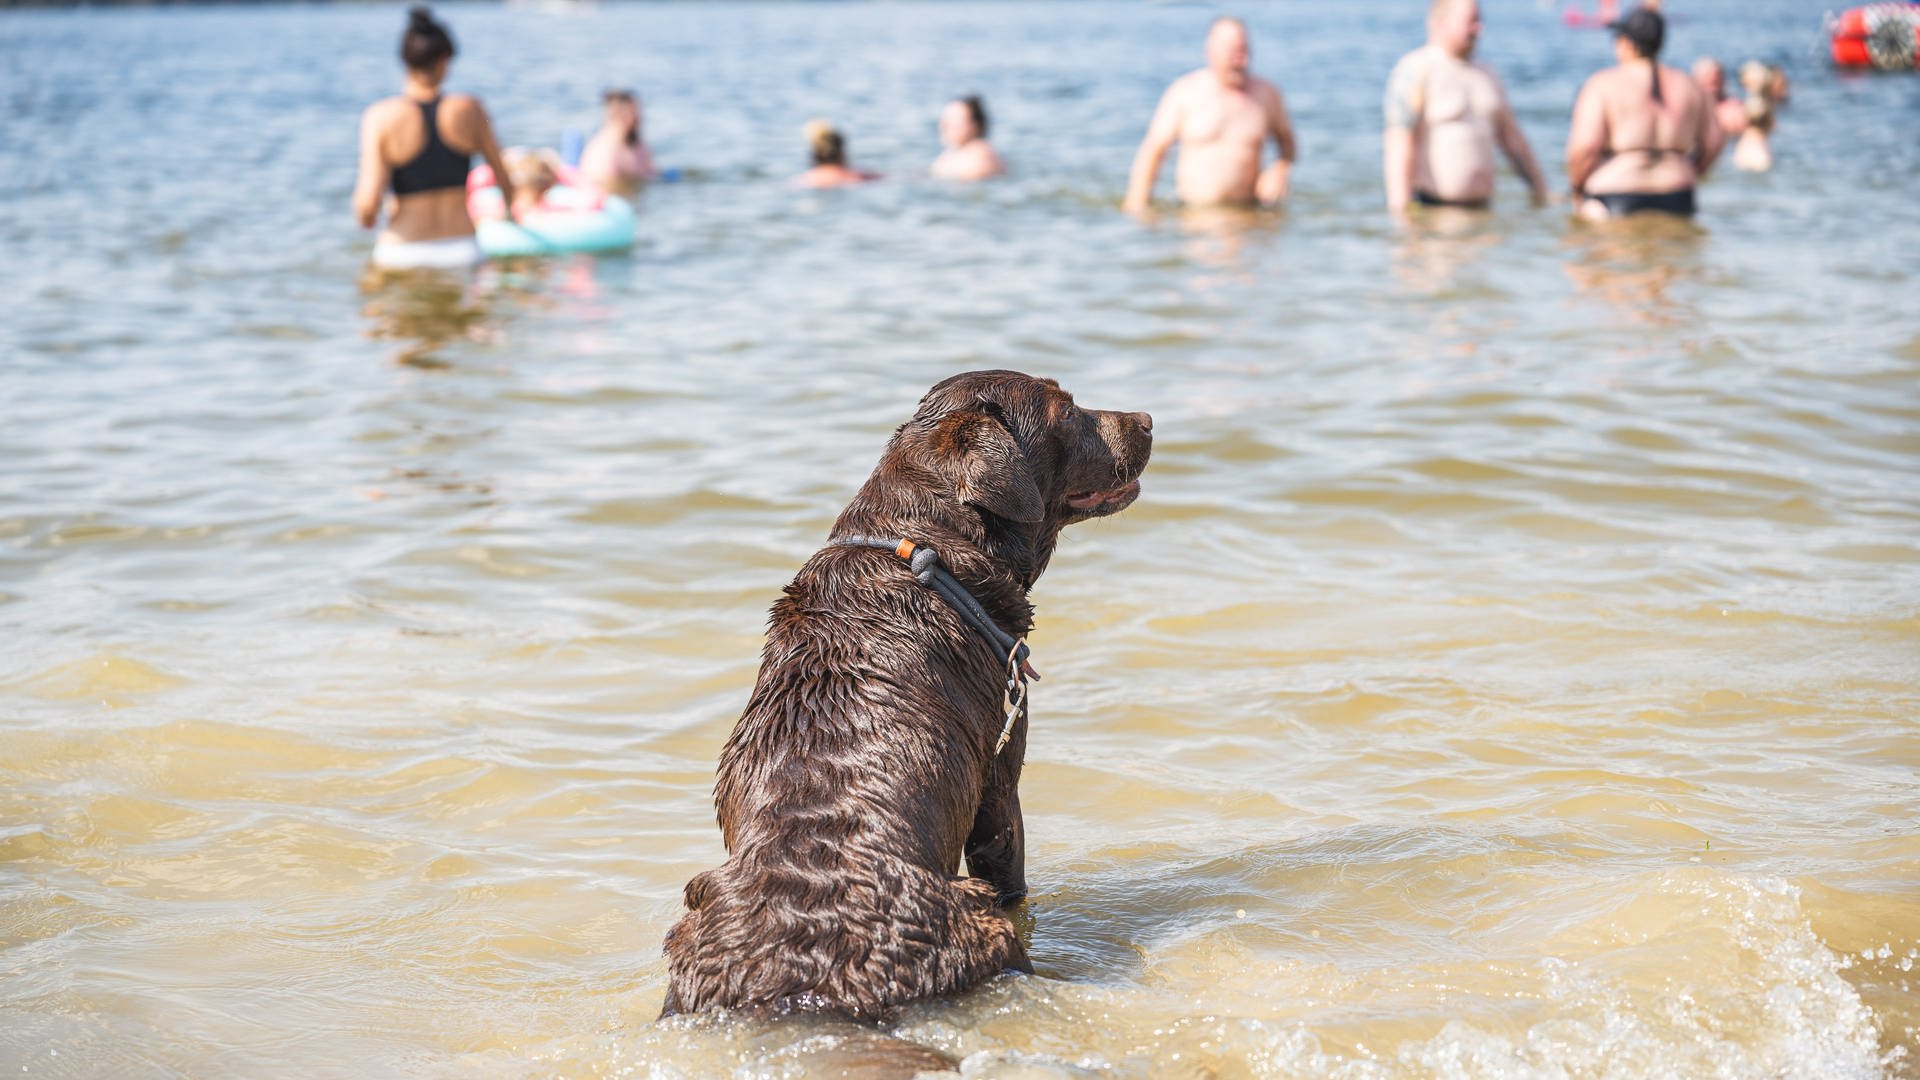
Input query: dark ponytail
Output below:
<box><xmin>401</xmin><ymin>7</ymin><xmax>455</xmax><ymax>72</ymax></box>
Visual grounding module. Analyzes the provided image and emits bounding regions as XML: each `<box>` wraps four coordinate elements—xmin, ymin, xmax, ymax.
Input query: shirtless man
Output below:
<box><xmin>579</xmin><ymin>89</ymin><xmax>656</xmax><ymax>196</ymax></box>
<box><xmin>1690</xmin><ymin>58</ymin><xmax>1748</xmax><ymax>139</ymax></box>
<box><xmin>1122</xmin><ymin>17</ymin><xmax>1297</xmax><ymax>213</ymax></box>
<box><xmin>1566</xmin><ymin>7</ymin><xmax>1722</xmax><ymax>220</ymax></box>
<box><xmin>1383</xmin><ymin>0</ymin><xmax>1549</xmax><ymax>215</ymax></box>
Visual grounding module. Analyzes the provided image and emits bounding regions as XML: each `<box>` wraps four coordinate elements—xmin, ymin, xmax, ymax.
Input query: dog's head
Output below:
<box><xmin>907</xmin><ymin>370</ymin><xmax>1152</xmax><ymax>534</ymax></box>
<box><xmin>838</xmin><ymin>370</ymin><xmax>1152</xmax><ymax>584</ymax></box>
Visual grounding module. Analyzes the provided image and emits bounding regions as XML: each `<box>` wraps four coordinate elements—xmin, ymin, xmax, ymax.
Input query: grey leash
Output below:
<box><xmin>830</xmin><ymin>535</ymin><xmax>1037</xmax><ymax>755</ymax></box>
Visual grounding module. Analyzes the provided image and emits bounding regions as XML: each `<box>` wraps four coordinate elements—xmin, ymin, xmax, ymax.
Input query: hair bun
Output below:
<box><xmin>408</xmin><ymin>6</ymin><xmax>437</xmax><ymax>30</ymax></box>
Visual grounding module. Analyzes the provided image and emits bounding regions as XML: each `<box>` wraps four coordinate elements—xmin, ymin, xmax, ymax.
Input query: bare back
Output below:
<box><xmin>1572</xmin><ymin>64</ymin><xmax>1713</xmax><ymax>195</ymax></box>
<box><xmin>358</xmin><ymin>93</ymin><xmax>489</xmax><ymax>243</ymax></box>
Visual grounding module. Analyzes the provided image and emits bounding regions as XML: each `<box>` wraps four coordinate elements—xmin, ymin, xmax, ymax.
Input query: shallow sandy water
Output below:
<box><xmin>2</xmin><ymin>1</ymin><xmax>1917</xmax><ymax>1076</ymax></box>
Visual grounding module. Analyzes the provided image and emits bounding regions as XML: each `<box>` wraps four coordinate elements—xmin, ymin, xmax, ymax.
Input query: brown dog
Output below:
<box><xmin>661</xmin><ymin>370</ymin><xmax>1152</xmax><ymax>1020</ymax></box>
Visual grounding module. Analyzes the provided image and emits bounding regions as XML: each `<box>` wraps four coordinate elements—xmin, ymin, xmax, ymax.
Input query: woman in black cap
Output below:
<box><xmin>1564</xmin><ymin>5</ymin><xmax>1723</xmax><ymax>220</ymax></box>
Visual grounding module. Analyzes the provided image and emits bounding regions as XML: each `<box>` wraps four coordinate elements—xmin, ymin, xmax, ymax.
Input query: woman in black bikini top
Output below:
<box><xmin>352</xmin><ymin>7</ymin><xmax>515</xmax><ymax>269</ymax></box>
<box><xmin>1564</xmin><ymin>6</ymin><xmax>1724</xmax><ymax>220</ymax></box>
<box><xmin>389</xmin><ymin>96</ymin><xmax>471</xmax><ymax>197</ymax></box>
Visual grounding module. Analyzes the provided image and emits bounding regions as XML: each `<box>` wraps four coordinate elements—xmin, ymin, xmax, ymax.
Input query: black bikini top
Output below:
<box><xmin>390</xmin><ymin>98</ymin><xmax>471</xmax><ymax>196</ymax></box>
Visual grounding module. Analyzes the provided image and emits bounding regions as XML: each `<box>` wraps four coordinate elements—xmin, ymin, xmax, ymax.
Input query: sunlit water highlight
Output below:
<box><xmin>2</xmin><ymin>1</ymin><xmax>1918</xmax><ymax>1076</ymax></box>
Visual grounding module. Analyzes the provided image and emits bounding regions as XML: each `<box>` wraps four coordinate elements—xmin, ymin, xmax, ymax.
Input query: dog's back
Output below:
<box><xmin>659</xmin><ymin>371</ymin><xmax>1150</xmax><ymax>1020</ymax></box>
<box><xmin>660</xmin><ymin>544</ymin><xmax>1030</xmax><ymax>1019</ymax></box>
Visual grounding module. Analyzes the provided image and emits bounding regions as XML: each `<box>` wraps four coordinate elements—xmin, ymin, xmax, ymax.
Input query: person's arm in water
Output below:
<box><xmin>452</xmin><ymin>95</ymin><xmax>518</xmax><ymax>221</ymax></box>
<box><xmin>1256</xmin><ymin>82</ymin><xmax>1297</xmax><ymax>204</ymax></box>
<box><xmin>1492</xmin><ymin>76</ymin><xmax>1550</xmax><ymax>206</ymax></box>
<box><xmin>353</xmin><ymin>104</ymin><xmax>391</xmax><ymax>229</ymax></box>
<box><xmin>1382</xmin><ymin>56</ymin><xmax>1421</xmax><ymax>216</ymax></box>
<box><xmin>1564</xmin><ymin>76</ymin><xmax>1608</xmax><ymax>197</ymax></box>
<box><xmin>1123</xmin><ymin>81</ymin><xmax>1183</xmax><ymax>214</ymax></box>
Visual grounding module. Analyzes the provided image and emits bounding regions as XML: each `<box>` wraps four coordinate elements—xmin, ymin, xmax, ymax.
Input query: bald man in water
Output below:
<box><xmin>1383</xmin><ymin>0</ymin><xmax>1549</xmax><ymax>216</ymax></box>
<box><xmin>1691</xmin><ymin>58</ymin><xmax>1749</xmax><ymax>139</ymax></box>
<box><xmin>1122</xmin><ymin>16</ymin><xmax>1297</xmax><ymax>213</ymax></box>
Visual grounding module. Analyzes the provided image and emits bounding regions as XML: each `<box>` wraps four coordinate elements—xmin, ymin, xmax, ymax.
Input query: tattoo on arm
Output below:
<box><xmin>1384</xmin><ymin>61</ymin><xmax>1421</xmax><ymax>131</ymax></box>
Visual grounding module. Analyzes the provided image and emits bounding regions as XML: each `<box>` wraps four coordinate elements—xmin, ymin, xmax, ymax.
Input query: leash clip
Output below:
<box><xmin>995</xmin><ymin>638</ymin><xmax>1032</xmax><ymax>756</ymax></box>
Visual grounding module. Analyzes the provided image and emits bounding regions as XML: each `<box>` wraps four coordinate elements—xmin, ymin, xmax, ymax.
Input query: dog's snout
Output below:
<box><xmin>1132</xmin><ymin>412</ymin><xmax>1153</xmax><ymax>435</ymax></box>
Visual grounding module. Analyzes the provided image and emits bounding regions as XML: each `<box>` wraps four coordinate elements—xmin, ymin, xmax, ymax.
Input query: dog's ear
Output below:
<box><xmin>932</xmin><ymin>411</ymin><xmax>1045</xmax><ymax>523</ymax></box>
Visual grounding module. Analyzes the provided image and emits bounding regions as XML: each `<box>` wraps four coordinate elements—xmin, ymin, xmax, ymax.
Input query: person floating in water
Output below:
<box><xmin>1565</xmin><ymin>6</ymin><xmax>1723</xmax><ymax>220</ymax></box>
<box><xmin>1122</xmin><ymin>16</ymin><xmax>1298</xmax><ymax>214</ymax></box>
<box><xmin>930</xmin><ymin>95</ymin><xmax>1004</xmax><ymax>182</ymax></box>
<box><xmin>353</xmin><ymin>7</ymin><xmax>515</xmax><ymax>270</ymax></box>
<box><xmin>580</xmin><ymin>89</ymin><xmax>656</xmax><ymax>196</ymax></box>
<box><xmin>1383</xmin><ymin>0</ymin><xmax>1550</xmax><ymax>215</ymax></box>
<box><xmin>793</xmin><ymin>120</ymin><xmax>880</xmax><ymax>188</ymax></box>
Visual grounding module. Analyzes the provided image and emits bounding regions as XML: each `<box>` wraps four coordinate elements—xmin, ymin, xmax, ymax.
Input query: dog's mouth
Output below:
<box><xmin>1065</xmin><ymin>479</ymin><xmax>1142</xmax><ymax>516</ymax></box>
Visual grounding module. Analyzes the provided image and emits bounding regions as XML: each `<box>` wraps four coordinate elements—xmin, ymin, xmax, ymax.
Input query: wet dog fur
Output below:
<box><xmin>660</xmin><ymin>370</ymin><xmax>1153</xmax><ymax>1021</ymax></box>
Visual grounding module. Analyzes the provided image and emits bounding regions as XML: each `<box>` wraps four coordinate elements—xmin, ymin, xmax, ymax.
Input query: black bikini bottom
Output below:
<box><xmin>1414</xmin><ymin>190</ymin><xmax>1490</xmax><ymax>209</ymax></box>
<box><xmin>1590</xmin><ymin>189</ymin><xmax>1696</xmax><ymax>218</ymax></box>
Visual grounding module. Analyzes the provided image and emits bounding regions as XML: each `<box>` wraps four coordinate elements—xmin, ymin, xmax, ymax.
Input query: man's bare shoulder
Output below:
<box><xmin>1166</xmin><ymin>68</ymin><xmax>1212</xmax><ymax>96</ymax></box>
<box><xmin>1465</xmin><ymin>58</ymin><xmax>1510</xmax><ymax>96</ymax></box>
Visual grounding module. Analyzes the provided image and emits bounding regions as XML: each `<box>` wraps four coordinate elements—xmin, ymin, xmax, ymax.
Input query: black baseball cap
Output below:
<box><xmin>1608</xmin><ymin>7</ymin><xmax>1665</xmax><ymax>56</ymax></box>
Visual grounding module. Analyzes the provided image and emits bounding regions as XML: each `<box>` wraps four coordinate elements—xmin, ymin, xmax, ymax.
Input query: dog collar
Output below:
<box><xmin>830</xmin><ymin>535</ymin><xmax>1038</xmax><ymax>755</ymax></box>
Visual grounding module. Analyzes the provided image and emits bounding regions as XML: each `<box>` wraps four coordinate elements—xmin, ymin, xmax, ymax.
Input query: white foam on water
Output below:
<box><xmin>884</xmin><ymin>869</ymin><xmax>1895</xmax><ymax>1079</ymax></box>
<box><xmin>1321</xmin><ymin>872</ymin><xmax>1887</xmax><ymax>1079</ymax></box>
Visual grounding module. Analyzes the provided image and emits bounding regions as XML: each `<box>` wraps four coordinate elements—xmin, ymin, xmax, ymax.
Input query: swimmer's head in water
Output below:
<box><xmin>505</xmin><ymin>150</ymin><xmax>557</xmax><ymax>196</ymax></box>
<box><xmin>1692</xmin><ymin>57</ymin><xmax>1725</xmax><ymax>98</ymax></box>
<box><xmin>401</xmin><ymin>6</ymin><xmax>455</xmax><ymax>75</ymax></box>
<box><xmin>940</xmin><ymin>96</ymin><xmax>989</xmax><ymax>148</ymax></box>
<box><xmin>1429</xmin><ymin>0</ymin><xmax>1481</xmax><ymax>59</ymax></box>
<box><xmin>604</xmin><ymin>88</ymin><xmax>642</xmax><ymax>144</ymax></box>
<box><xmin>805</xmin><ymin>120</ymin><xmax>846</xmax><ymax>167</ymax></box>
<box><xmin>1206</xmin><ymin>17</ymin><xmax>1251</xmax><ymax>86</ymax></box>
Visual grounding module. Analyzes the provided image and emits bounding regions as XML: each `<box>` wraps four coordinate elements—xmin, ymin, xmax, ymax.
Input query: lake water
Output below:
<box><xmin>3</xmin><ymin>1</ymin><xmax>1918</xmax><ymax>1076</ymax></box>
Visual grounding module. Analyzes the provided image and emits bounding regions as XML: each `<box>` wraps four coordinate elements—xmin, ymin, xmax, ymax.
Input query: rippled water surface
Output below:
<box><xmin>3</xmin><ymin>1</ymin><xmax>1919</xmax><ymax>1076</ymax></box>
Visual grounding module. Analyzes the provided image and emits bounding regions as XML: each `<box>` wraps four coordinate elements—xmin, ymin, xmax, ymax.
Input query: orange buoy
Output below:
<box><xmin>1830</xmin><ymin>3</ymin><xmax>1920</xmax><ymax>69</ymax></box>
